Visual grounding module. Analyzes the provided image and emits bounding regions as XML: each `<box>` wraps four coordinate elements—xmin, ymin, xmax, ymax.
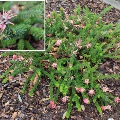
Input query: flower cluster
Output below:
<box><xmin>61</xmin><ymin>96</ymin><xmax>69</xmax><ymax>103</ymax></box>
<box><xmin>75</xmin><ymin>87</ymin><xmax>85</xmax><ymax>93</ymax></box>
<box><xmin>88</xmin><ymin>89</ymin><xmax>95</xmax><ymax>96</ymax></box>
<box><xmin>83</xmin><ymin>98</ymin><xmax>90</xmax><ymax>104</ymax></box>
<box><xmin>51</xmin><ymin>62</ymin><xmax>57</xmax><ymax>68</ymax></box>
<box><xmin>114</xmin><ymin>97</ymin><xmax>120</xmax><ymax>103</ymax></box>
<box><xmin>101</xmin><ymin>105</ymin><xmax>112</xmax><ymax>111</ymax></box>
<box><xmin>50</xmin><ymin>100</ymin><xmax>56</xmax><ymax>109</ymax></box>
<box><xmin>0</xmin><ymin>8</ymin><xmax>16</xmax><ymax>33</ymax></box>
<box><xmin>54</xmin><ymin>39</ymin><xmax>62</xmax><ymax>46</ymax></box>
<box><xmin>84</xmin><ymin>79</ymin><xmax>89</xmax><ymax>84</ymax></box>
<box><xmin>9</xmin><ymin>76</ymin><xmax>13</xmax><ymax>81</ymax></box>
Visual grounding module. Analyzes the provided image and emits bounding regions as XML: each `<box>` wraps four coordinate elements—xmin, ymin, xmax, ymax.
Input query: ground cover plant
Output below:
<box><xmin>1</xmin><ymin>5</ymin><xmax>120</xmax><ymax>118</ymax></box>
<box><xmin>0</xmin><ymin>1</ymin><xmax>44</xmax><ymax>50</ymax></box>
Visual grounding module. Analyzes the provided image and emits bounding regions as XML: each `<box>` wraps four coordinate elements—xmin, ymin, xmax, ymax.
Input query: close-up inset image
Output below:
<box><xmin>0</xmin><ymin>1</ymin><xmax>44</xmax><ymax>50</ymax></box>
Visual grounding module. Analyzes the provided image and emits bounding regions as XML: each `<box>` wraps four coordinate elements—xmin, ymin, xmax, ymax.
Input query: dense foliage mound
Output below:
<box><xmin>1</xmin><ymin>5</ymin><xmax>120</xmax><ymax>118</ymax></box>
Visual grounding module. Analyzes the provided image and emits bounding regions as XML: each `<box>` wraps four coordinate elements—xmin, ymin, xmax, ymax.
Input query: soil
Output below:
<box><xmin>46</xmin><ymin>0</ymin><xmax>120</xmax><ymax>23</ymax></box>
<box><xmin>0</xmin><ymin>0</ymin><xmax>120</xmax><ymax>120</ymax></box>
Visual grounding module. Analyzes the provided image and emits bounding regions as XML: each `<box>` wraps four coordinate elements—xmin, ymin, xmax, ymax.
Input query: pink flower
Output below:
<box><xmin>114</xmin><ymin>97</ymin><xmax>120</xmax><ymax>103</ymax></box>
<box><xmin>79</xmin><ymin>87</ymin><xmax>85</xmax><ymax>93</ymax></box>
<box><xmin>73</xmin><ymin>50</ymin><xmax>78</xmax><ymax>55</ymax></box>
<box><xmin>75</xmin><ymin>87</ymin><xmax>85</xmax><ymax>93</ymax></box>
<box><xmin>88</xmin><ymin>89</ymin><xmax>95</xmax><ymax>96</ymax></box>
<box><xmin>83</xmin><ymin>98</ymin><xmax>89</xmax><ymax>104</ymax></box>
<box><xmin>13</xmin><ymin>55</ymin><xmax>17</xmax><ymax>59</ymax></box>
<box><xmin>0</xmin><ymin>8</ymin><xmax>17</xmax><ymax>33</ymax></box>
<box><xmin>96</xmin><ymin>21</ymin><xmax>99</xmax><ymax>24</ymax></box>
<box><xmin>50</xmin><ymin>100</ymin><xmax>54</xmax><ymax>105</ymax></box>
<box><xmin>51</xmin><ymin>63</ymin><xmax>57</xmax><ymax>68</ymax></box>
<box><xmin>105</xmin><ymin>105</ymin><xmax>112</xmax><ymax>111</ymax></box>
<box><xmin>47</xmin><ymin>14</ymin><xmax>51</xmax><ymax>18</ymax></box>
<box><xmin>84</xmin><ymin>79</ymin><xmax>89</xmax><ymax>84</ymax></box>
<box><xmin>86</xmin><ymin>43</ymin><xmax>91</xmax><ymax>48</ymax></box>
<box><xmin>51</xmin><ymin>104</ymin><xmax>56</xmax><ymax>109</ymax></box>
<box><xmin>46</xmin><ymin>34</ymin><xmax>52</xmax><ymax>37</ymax></box>
<box><xmin>50</xmin><ymin>100</ymin><xmax>56</xmax><ymax>109</ymax></box>
<box><xmin>75</xmin><ymin>39</ymin><xmax>82</xmax><ymax>49</ymax></box>
<box><xmin>61</xmin><ymin>96</ymin><xmax>69</xmax><ymax>103</ymax></box>
<box><xmin>102</xmin><ymin>86</ymin><xmax>113</xmax><ymax>92</ymax></box>
<box><xmin>69</xmin><ymin>20</ymin><xmax>74</xmax><ymax>24</ymax></box>
<box><xmin>75</xmin><ymin>87</ymin><xmax>80</xmax><ymax>92</ymax></box>
<box><xmin>0</xmin><ymin>23</ymin><xmax>6</xmax><ymax>33</ymax></box>
<box><xmin>54</xmin><ymin>40</ymin><xmax>62</xmax><ymax>46</ymax></box>
<box><xmin>9</xmin><ymin>76</ymin><xmax>13</xmax><ymax>81</ymax></box>
<box><xmin>101</xmin><ymin>105</ymin><xmax>112</xmax><ymax>111</ymax></box>
<box><xmin>101</xmin><ymin>106</ymin><xmax>106</xmax><ymax>111</ymax></box>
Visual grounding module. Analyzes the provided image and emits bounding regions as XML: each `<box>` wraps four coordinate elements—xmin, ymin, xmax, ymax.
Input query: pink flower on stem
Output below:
<box><xmin>101</xmin><ymin>105</ymin><xmax>112</xmax><ymax>111</ymax></box>
<box><xmin>75</xmin><ymin>87</ymin><xmax>80</xmax><ymax>92</ymax></box>
<box><xmin>9</xmin><ymin>76</ymin><xmax>13</xmax><ymax>81</ymax></box>
<box><xmin>75</xmin><ymin>39</ymin><xmax>82</xmax><ymax>49</ymax></box>
<box><xmin>106</xmin><ymin>105</ymin><xmax>112</xmax><ymax>111</ymax></box>
<box><xmin>88</xmin><ymin>89</ymin><xmax>95</xmax><ymax>96</ymax></box>
<box><xmin>50</xmin><ymin>100</ymin><xmax>56</xmax><ymax>109</ymax></box>
<box><xmin>46</xmin><ymin>34</ymin><xmax>52</xmax><ymax>37</ymax></box>
<box><xmin>61</xmin><ymin>96</ymin><xmax>69</xmax><ymax>103</ymax></box>
<box><xmin>51</xmin><ymin>62</ymin><xmax>57</xmax><ymax>68</ymax></box>
<box><xmin>101</xmin><ymin>106</ymin><xmax>106</xmax><ymax>111</ymax></box>
<box><xmin>0</xmin><ymin>23</ymin><xmax>6</xmax><ymax>33</ymax></box>
<box><xmin>75</xmin><ymin>87</ymin><xmax>85</xmax><ymax>93</ymax></box>
<box><xmin>0</xmin><ymin>8</ymin><xmax>17</xmax><ymax>33</ymax></box>
<box><xmin>84</xmin><ymin>79</ymin><xmax>89</xmax><ymax>84</ymax></box>
<box><xmin>83</xmin><ymin>98</ymin><xmax>89</xmax><ymax>104</ymax></box>
<box><xmin>50</xmin><ymin>100</ymin><xmax>54</xmax><ymax>105</ymax></box>
<box><xmin>73</xmin><ymin>50</ymin><xmax>78</xmax><ymax>55</ymax></box>
<box><xmin>96</xmin><ymin>21</ymin><xmax>99</xmax><ymax>25</ymax></box>
<box><xmin>13</xmin><ymin>55</ymin><xmax>17</xmax><ymax>59</ymax></box>
<box><xmin>54</xmin><ymin>40</ymin><xmax>62</xmax><ymax>46</ymax></box>
<box><xmin>51</xmin><ymin>104</ymin><xmax>56</xmax><ymax>109</ymax></box>
<box><xmin>79</xmin><ymin>87</ymin><xmax>85</xmax><ymax>93</ymax></box>
<box><xmin>69</xmin><ymin>20</ymin><xmax>74</xmax><ymax>24</ymax></box>
<box><xmin>114</xmin><ymin>97</ymin><xmax>120</xmax><ymax>103</ymax></box>
<box><xmin>86</xmin><ymin>43</ymin><xmax>92</xmax><ymax>48</ymax></box>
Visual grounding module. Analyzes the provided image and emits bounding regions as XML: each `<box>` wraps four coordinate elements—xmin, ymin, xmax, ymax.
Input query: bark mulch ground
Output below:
<box><xmin>0</xmin><ymin>0</ymin><xmax>120</xmax><ymax>120</ymax></box>
<box><xmin>46</xmin><ymin>0</ymin><xmax>120</xmax><ymax>23</ymax></box>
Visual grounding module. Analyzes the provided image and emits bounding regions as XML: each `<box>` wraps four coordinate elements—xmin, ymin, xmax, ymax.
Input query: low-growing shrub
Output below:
<box><xmin>1</xmin><ymin>5</ymin><xmax>120</xmax><ymax>118</ymax></box>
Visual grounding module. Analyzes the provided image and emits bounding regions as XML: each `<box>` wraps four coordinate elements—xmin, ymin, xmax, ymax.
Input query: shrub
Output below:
<box><xmin>0</xmin><ymin>1</ymin><xmax>44</xmax><ymax>50</ymax></box>
<box><xmin>1</xmin><ymin>5</ymin><xmax>120</xmax><ymax>118</ymax></box>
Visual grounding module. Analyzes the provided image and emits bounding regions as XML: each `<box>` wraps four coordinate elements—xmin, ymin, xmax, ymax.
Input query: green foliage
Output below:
<box><xmin>1</xmin><ymin>5</ymin><xmax>120</xmax><ymax>118</ymax></box>
<box><xmin>0</xmin><ymin>1</ymin><xmax>44</xmax><ymax>50</ymax></box>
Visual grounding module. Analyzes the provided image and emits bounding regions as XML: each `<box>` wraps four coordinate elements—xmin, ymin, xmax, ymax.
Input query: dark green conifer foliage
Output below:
<box><xmin>0</xmin><ymin>1</ymin><xmax>44</xmax><ymax>50</ymax></box>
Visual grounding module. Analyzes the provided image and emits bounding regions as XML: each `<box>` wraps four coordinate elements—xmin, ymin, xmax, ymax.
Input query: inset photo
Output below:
<box><xmin>0</xmin><ymin>1</ymin><xmax>45</xmax><ymax>51</ymax></box>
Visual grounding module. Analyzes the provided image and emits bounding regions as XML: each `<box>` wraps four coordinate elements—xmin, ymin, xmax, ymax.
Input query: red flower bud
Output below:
<box><xmin>13</xmin><ymin>55</ymin><xmax>17</xmax><ymax>59</ymax></box>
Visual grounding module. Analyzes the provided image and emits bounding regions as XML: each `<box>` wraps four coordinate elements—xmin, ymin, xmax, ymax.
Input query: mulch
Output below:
<box><xmin>46</xmin><ymin>0</ymin><xmax>120</xmax><ymax>23</ymax></box>
<box><xmin>0</xmin><ymin>0</ymin><xmax>120</xmax><ymax>120</ymax></box>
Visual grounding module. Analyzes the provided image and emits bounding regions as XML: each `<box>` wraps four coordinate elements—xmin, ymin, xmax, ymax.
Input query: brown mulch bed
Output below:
<box><xmin>0</xmin><ymin>57</ymin><xmax>120</xmax><ymax>120</ymax></box>
<box><xmin>0</xmin><ymin>0</ymin><xmax>120</xmax><ymax>120</ymax></box>
<box><xmin>46</xmin><ymin>0</ymin><xmax>120</xmax><ymax>23</ymax></box>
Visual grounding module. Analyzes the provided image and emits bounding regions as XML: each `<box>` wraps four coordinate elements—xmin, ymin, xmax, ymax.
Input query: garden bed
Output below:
<box><xmin>0</xmin><ymin>0</ymin><xmax>120</xmax><ymax>120</ymax></box>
